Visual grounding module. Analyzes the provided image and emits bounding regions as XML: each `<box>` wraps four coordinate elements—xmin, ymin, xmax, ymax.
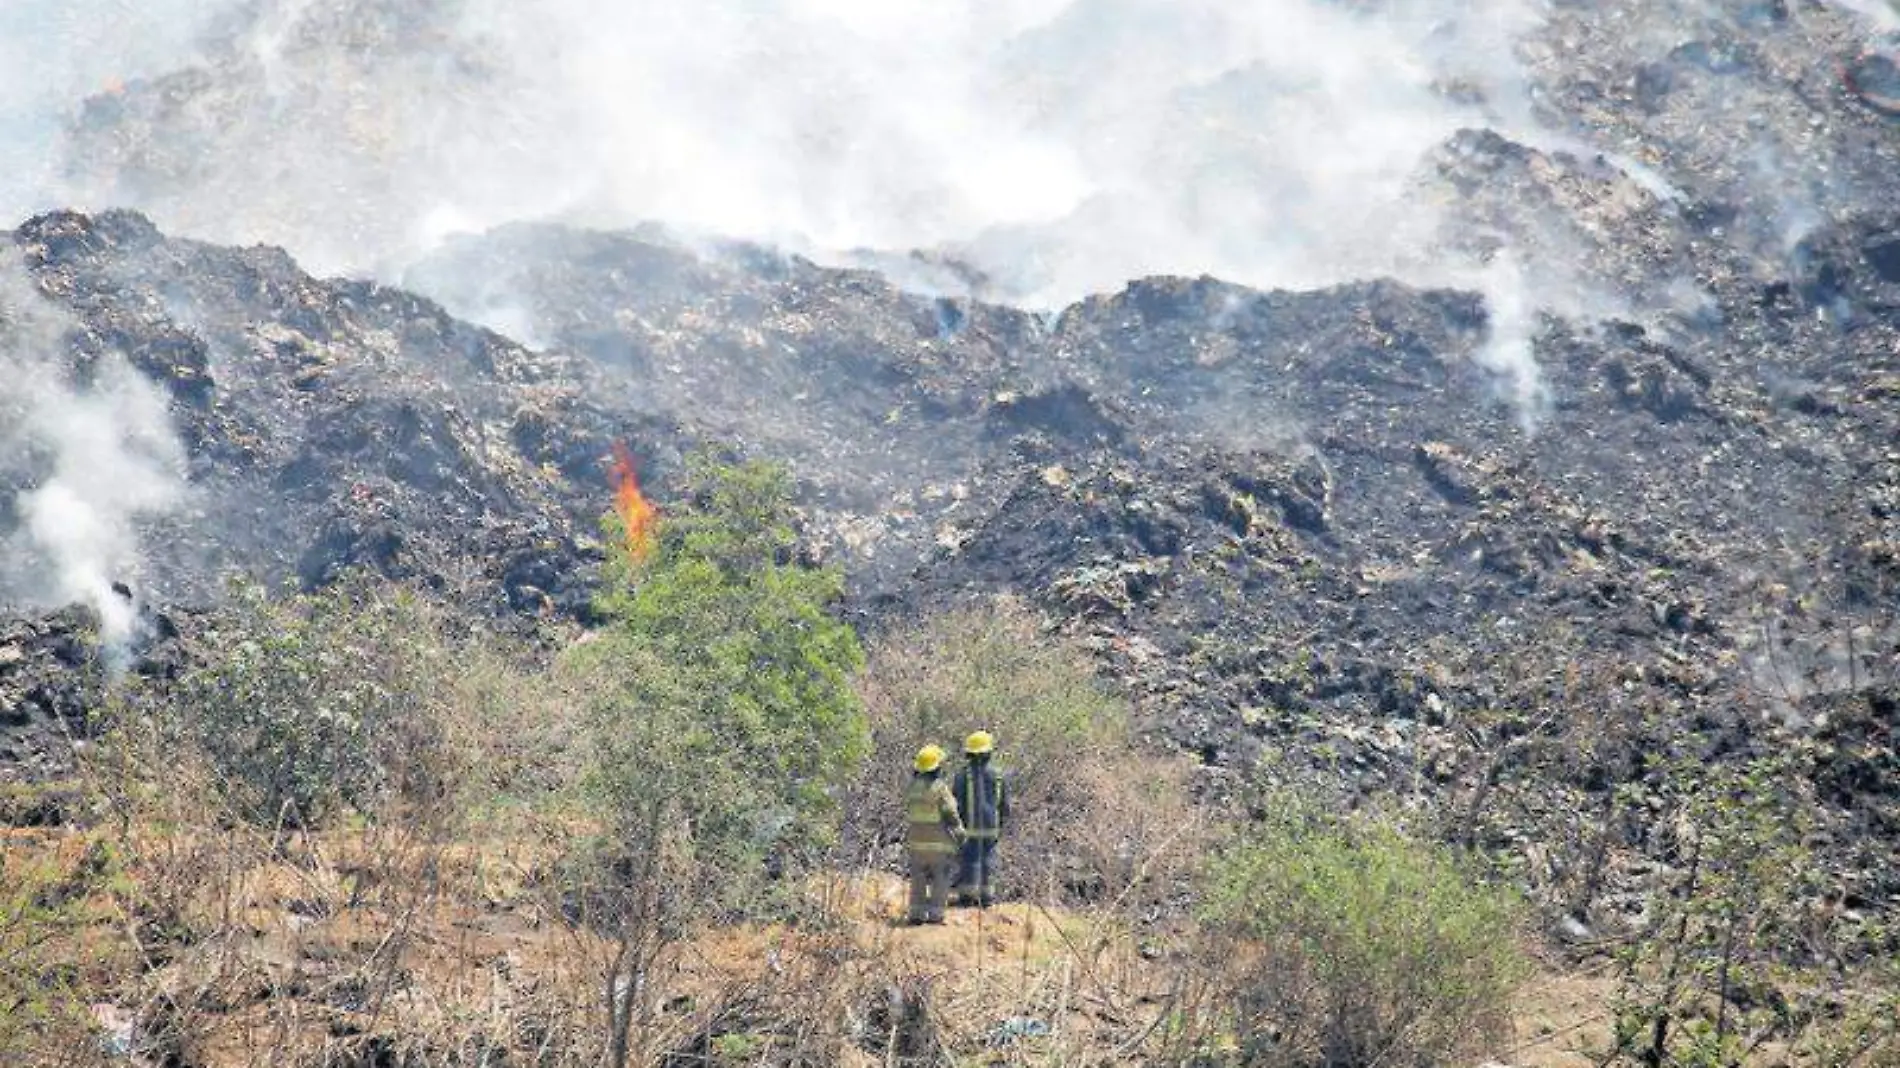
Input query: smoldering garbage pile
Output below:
<box><xmin>0</xmin><ymin>0</ymin><xmax>1898</xmax><ymax>912</ymax></box>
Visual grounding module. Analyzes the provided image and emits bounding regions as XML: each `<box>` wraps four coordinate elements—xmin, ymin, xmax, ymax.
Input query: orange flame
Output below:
<box><xmin>610</xmin><ymin>442</ymin><xmax>659</xmax><ymax>562</ymax></box>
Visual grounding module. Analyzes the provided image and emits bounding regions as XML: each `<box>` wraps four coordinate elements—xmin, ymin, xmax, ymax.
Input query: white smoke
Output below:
<box><xmin>0</xmin><ymin>254</ymin><xmax>188</xmax><ymax>651</ymax></box>
<box><xmin>1463</xmin><ymin>253</ymin><xmax>1551</xmax><ymax>431</ymax></box>
<box><xmin>7</xmin><ymin>4</ymin><xmax>1543</xmax><ymax>284</ymax></box>
<box><xmin>6</xmin><ymin>0</ymin><xmax>1892</xmax><ymax>432</ymax></box>
<box><xmin>0</xmin><ymin>0</ymin><xmax>1581</xmax><ymax>434</ymax></box>
<box><xmin>0</xmin><ymin>0</ymin><xmax>236</xmax><ymax>221</ymax></box>
<box><xmin>474</xmin><ymin>0</ymin><xmax>1541</xmax><ymax>304</ymax></box>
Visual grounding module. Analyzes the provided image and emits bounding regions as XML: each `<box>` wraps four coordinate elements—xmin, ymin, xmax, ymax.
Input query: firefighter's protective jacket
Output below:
<box><xmin>905</xmin><ymin>774</ymin><xmax>965</xmax><ymax>857</ymax></box>
<box><xmin>953</xmin><ymin>764</ymin><xmax>1009</xmax><ymax>842</ymax></box>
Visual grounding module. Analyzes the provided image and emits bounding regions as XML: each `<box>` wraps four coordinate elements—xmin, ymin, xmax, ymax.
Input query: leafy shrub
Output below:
<box><xmin>585</xmin><ymin>453</ymin><xmax>868</xmax><ymax>861</ymax></box>
<box><xmin>857</xmin><ymin>595</ymin><xmax>1124</xmax><ymax>769</ymax></box>
<box><xmin>163</xmin><ymin>578</ymin><xmax>461</xmax><ymax>827</ymax></box>
<box><xmin>1607</xmin><ymin>751</ymin><xmax>1900</xmax><ymax>1068</ymax></box>
<box><xmin>1202</xmin><ymin>805</ymin><xmax>1528</xmax><ymax>1067</ymax></box>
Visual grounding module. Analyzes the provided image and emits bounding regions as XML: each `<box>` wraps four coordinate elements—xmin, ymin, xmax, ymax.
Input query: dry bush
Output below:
<box><xmin>651</xmin><ymin>926</ymin><xmax>948</xmax><ymax>1066</ymax></box>
<box><xmin>850</xmin><ymin>595</ymin><xmax>1205</xmax><ymax>915</ymax></box>
<box><xmin>27</xmin><ymin>579</ymin><xmax>1225</xmax><ymax>1066</ymax></box>
<box><xmin>69</xmin><ymin>722</ymin><xmax>612</xmax><ymax>1068</ymax></box>
<box><xmin>632</xmin><ymin>870</ymin><xmax>1211</xmax><ymax>1067</ymax></box>
<box><xmin>148</xmin><ymin>577</ymin><xmax>479</xmax><ymax>827</ymax></box>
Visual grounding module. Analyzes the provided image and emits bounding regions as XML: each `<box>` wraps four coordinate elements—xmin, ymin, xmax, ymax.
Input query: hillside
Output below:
<box><xmin>4</xmin><ymin>177</ymin><xmax>1899</xmax><ymax>866</ymax></box>
<box><xmin>2</xmin><ymin>1</ymin><xmax>1899</xmax><ymax>1064</ymax></box>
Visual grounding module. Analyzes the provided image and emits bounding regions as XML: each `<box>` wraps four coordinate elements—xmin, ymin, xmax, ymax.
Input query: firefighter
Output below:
<box><xmin>953</xmin><ymin>730</ymin><xmax>1010</xmax><ymax>906</ymax></box>
<box><xmin>905</xmin><ymin>744</ymin><xmax>966</xmax><ymax>925</ymax></box>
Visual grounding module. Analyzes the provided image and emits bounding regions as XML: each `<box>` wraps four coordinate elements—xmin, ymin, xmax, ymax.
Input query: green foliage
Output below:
<box><xmin>1606</xmin><ymin>750</ymin><xmax>1900</xmax><ymax>1067</ymax></box>
<box><xmin>565</xmin><ymin>637</ymin><xmax>777</xmax><ymax>917</ymax></box>
<box><xmin>1202</xmin><ymin>803</ymin><xmax>1529</xmax><ymax>1068</ymax></box>
<box><xmin>858</xmin><ymin>595</ymin><xmax>1124</xmax><ymax>796</ymax></box>
<box><xmin>709</xmin><ymin>1031</ymin><xmax>766</xmax><ymax>1063</ymax></box>
<box><xmin>852</xmin><ymin>597</ymin><xmax>1190</xmax><ymax>904</ymax></box>
<box><xmin>1789</xmin><ymin>964</ymin><xmax>1900</xmax><ymax>1068</ymax></box>
<box><xmin>575</xmin><ymin>452</ymin><xmax>867</xmax><ymax>896</ymax></box>
<box><xmin>163</xmin><ymin>578</ymin><xmax>456</xmax><ymax>827</ymax></box>
<box><xmin>575</xmin><ymin>452</ymin><xmax>869</xmax><ymax>1068</ymax></box>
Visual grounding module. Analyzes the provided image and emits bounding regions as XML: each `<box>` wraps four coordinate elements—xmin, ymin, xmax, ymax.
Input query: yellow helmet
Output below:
<box><xmin>963</xmin><ymin>730</ymin><xmax>995</xmax><ymax>756</ymax></box>
<box><xmin>914</xmin><ymin>744</ymin><xmax>946</xmax><ymax>773</ymax></box>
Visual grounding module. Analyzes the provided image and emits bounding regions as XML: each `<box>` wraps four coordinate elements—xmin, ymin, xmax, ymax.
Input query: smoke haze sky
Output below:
<box><xmin>6</xmin><ymin>1</ymin><xmax>1896</xmax><ymax>298</ymax></box>
<box><xmin>5</xmin><ymin>0</ymin><xmax>1893</xmax><ymax>309</ymax></box>
<box><xmin>6</xmin><ymin>0</ymin><xmax>1546</xmax><ymax>303</ymax></box>
<box><xmin>0</xmin><ymin>1</ymin><xmax>226</xmax><ymax>218</ymax></box>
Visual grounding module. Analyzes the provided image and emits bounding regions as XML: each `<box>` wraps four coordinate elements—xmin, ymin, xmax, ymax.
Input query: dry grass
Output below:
<box><xmin>24</xmin><ymin>591</ymin><xmax>1882</xmax><ymax>1066</ymax></box>
<box><xmin>22</xmin><ymin>772</ymin><xmax>1882</xmax><ymax>1067</ymax></box>
<box><xmin>12</xmin><ymin>683</ymin><xmax>1207</xmax><ymax>1066</ymax></box>
<box><xmin>5</xmin><ymin>804</ymin><xmax>1208</xmax><ymax>1067</ymax></box>
<box><xmin>1501</xmin><ymin>969</ymin><xmax>1621</xmax><ymax>1068</ymax></box>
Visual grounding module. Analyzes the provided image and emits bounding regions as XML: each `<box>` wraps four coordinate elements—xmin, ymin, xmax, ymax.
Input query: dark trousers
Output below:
<box><xmin>956</xmin><ymin>837</ymin><xmax>998</xmax><ymax>903</ymax></box>
<box><xmin>908</xmin><ymin>854</ymin><xmax>955</xmax><ymax>922</ymax></box>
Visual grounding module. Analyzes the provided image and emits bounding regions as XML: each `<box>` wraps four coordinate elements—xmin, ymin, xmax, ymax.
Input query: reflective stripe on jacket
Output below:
<box><xmin>906</xmin><ymin>774</ymin><xmax>964</xmax><ymax>857</ymax></box>
<box><xmin>953</xmin><ymin>764</ymin><xmax>1008</xmax><ymax>841</ymax></box>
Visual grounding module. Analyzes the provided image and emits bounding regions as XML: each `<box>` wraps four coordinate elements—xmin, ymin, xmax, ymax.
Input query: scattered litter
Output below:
<box><xmin>90</xmin><ymin>1003</ymin><xmax>137</xmax><ymax>1058</ymax></box>
<box><xmin>987</xmin><ymin>1016</ymin><xmax>1052</xmax><ymax>1045</ymax></box>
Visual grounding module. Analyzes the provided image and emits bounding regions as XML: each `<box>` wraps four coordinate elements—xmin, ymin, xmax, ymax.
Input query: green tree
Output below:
<box><xmin>595</xmin><ymin>452</ymin><xmax>866</xmax><ymax>810</ymax></box>
<box><xmin>573</xmin><ymin>451</ymin><xmax>868</xmax><ymax>1068</ymax></box>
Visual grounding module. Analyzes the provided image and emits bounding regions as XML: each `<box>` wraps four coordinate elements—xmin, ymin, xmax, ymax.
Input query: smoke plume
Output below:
<box><xmin>0</xmin><ymin>253</ymin><xmax>188</xmax><ymax>650</ymax></box>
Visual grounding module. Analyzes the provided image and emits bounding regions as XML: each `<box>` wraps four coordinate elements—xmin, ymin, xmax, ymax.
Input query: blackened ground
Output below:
<box><xmin>1</xmin><ymin>198</ymin><xmax>1897</xmax><ymax>929</ymax></box>
<box><xmin>9</xmin><ymin>199</ymin><xmax>1895</xmax><ymax>903</ymax></box>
